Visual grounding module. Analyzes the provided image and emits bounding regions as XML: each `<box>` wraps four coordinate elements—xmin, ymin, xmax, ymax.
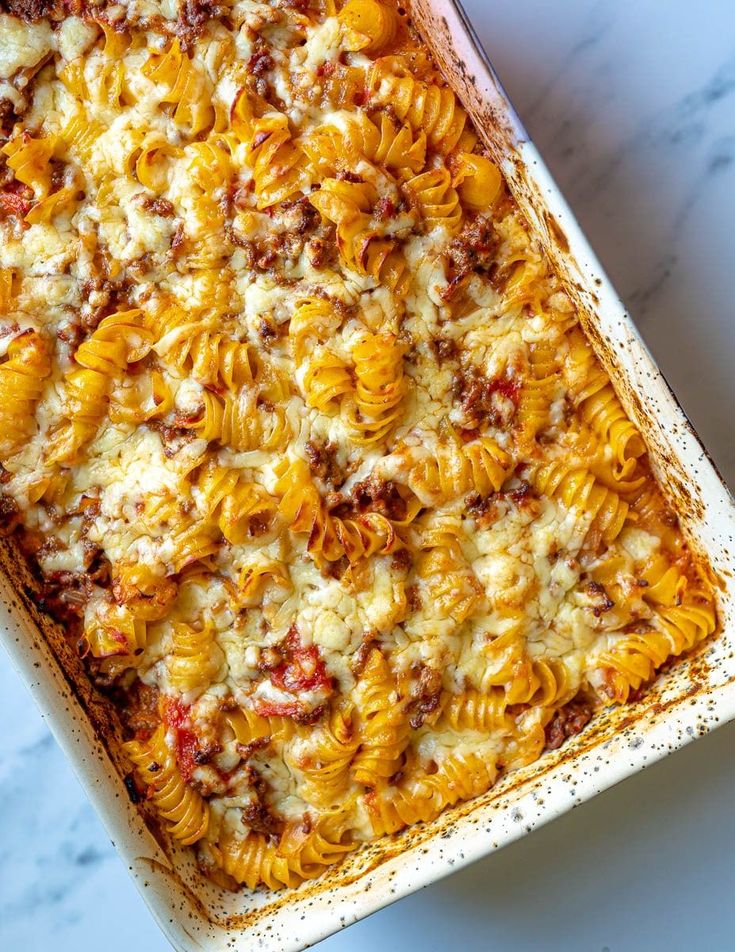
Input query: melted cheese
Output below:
<box><xmin>0</xmin><ymin>2</ymin><xmax>713</xmax><ymax>890</ymax></box>
<box><xmin>0</xmin><ymin>16</ymin><xmax>53</xmax><ymax>79</ymax></box>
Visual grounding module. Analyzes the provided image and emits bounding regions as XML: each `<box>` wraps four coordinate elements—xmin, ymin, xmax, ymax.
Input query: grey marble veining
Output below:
<box><xmin>2</xmin><ymin>2</ymin><xmax>734</xmax><ymax>950</ymax></box>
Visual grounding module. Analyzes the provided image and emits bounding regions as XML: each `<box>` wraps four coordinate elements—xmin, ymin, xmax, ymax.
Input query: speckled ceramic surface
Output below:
<box><xmin>1</xmin><ymin>2</ymin><xmax>734</xmax><ymax>951</ymax></box>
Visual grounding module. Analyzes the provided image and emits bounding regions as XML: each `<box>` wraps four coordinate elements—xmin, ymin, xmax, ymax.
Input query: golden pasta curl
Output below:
<box><xmin>0</xmin><ymin>268</ymin><xmax>14</xmax><ymax>310</ymax></box>
<box><xmin>167</xmin><ymin>622</ymin><xmax>226</xmax><ymax>694</ymax></box>
<box><xmin>309</xmin><ymin>177</ymin><xmax>411</xmax><ymax>292</ymax></box>
<box><xmin>396</xmin><ymin>422</ymin><xmax>511</xmax><ymax>505</ymax></box>
<box><xmin>275</xmin><ymin>457</ymin><xmax>409</xmax><ymax>567</ymax></box>
<box><xmin>343</xmin><ymin>331</ymin><xmax>407</xmax><ymax>444</ymax></box>
<box><xmin>182</xmin><ymin>390</ymin><xmax>289</xmax><ymax>452</ymax></box>
<box><xmin>217</xmin><ymin>830</ymin><xmax>297</xmax><ymax>890</ymax></box>
<box><xmin>531</xmin><ymin>459</ymin><xmax>629</xmax><ymax>548</ymax></box>
<box><xmin>82</xmin><ymin>605</ymin><xmax>147</xmax><ymax>664</ymax></box>
<box><xmin>595</xmin><ymin>556</ymin><xmax>716</xmax><ymax>702</ymax></box>
<box><xmin>0</xmin><ymin>331</ymin><xmax>51</xmax><ymax>459</ymax></box>
<box><xmin>369</xmin><ymin>56</ymin><xmax>476</xmax><ymax>154</ymax></box>
<box><xmin>596</xmin><ymin>592</ymin><xmax>716</xmax><ymax>703</ymax></box>
<box><xmin>303</xmin><ymin>112</ymin><xmax>427</xmax><ymax>176</ymax></box>
<box><xmin>230</xmin><ymin>91</ymin><xmax>308</xmax><ymax>209</ymax></box>
<box><xmin>415</xmin><ymin>514</ymin><xmax>483</xmax><ymax>625</ymax></box>
<box><xmin>109</xmin><ymin>370</ymin><xmax>174</xmax><ymax>425</ymax></box>
<box><xmin>351</xmin><ymin>648</ymin><xmax>410</xmax><ymax>787</ymax></box>
<box><xmin>194</xmin><ymin>461</ymin><xmax>278</xmax><ymax>544</ymax></box>
<box><xmin>515</xmin><ymin>339</ymin><xmax>560</xmax><ymax>449</ymax></box>
<box><xmin>403</xmin><ymin>166</ymin><xmax>463</xmax><ymax>234</ymax></box>
<box><xmin>2</xmin><ymin>134</ymin><xmax>56</xmax><ymax>198</ymax></box>
<box><xmin>142</xmin><ymin>38</ymin><xmax>214</xmax><ymax>136</ymax></box>
<box><xmin>565</xmin><ymin>328</ymin><xmax>645</xmax><ymax>479</ymax></box>
<box><xmin>365</xmin><ymin>750</ymin><xmax>499</xmax><ymax>837</ymax></box>
<box><xmin>294</xmin><ymin>702</ymin><xmax>359</xmax><ymax>807</ymax></box>
<box><xmin>224</xmin><ymin>705</ymin><xmax>303</xmax><ymax>747</ymax></box>
<box><xmin>301</xmin><ymin>349</ymin><xmax>354</xmax><ymax>412</ymax></box>
<box><xmin>123</xmin><ymin>726</ymin><xmax>209</xmax><ymax>846</ymax></box>
<box><xmin>61</xmin><ymin>23</ymin><xmax>132</xmax><ymax>108</ymax></box>
<box><xmin>47</xmin><ymin>310</ymin><xmax>153</xmax><ymax>465</ymax></box>
<box><xmin>236</xmin><ymin>560</ymin><xmax>292</xmax><ymax>609</ymax></box>
<box><xmin>441</xmin><ymin>689</ymin><xmax>514</xmax><ymax>734</ymax></box>
<box><xmin>216</xmin><ymin>815</ymin><xmax>352</xmax><ymax>889</ymax></box>
<box><xmin>289</xmin><ymin>297</ymin><xmax>343</xmax><ymax>363</ymax></box>
<box><xmin>451</xmin><ymin>152</ymin><xmax>502</xmax><ymax>210</ymax></box>
<box><xmin>338</xmin><ymin>0</ymin><xmax>398</xmax><ymax>53</ymax></box>
<box><xmin>133</xmin><ymin>137</ymin><xmax>183</xmax><ymax>191</ymax></box>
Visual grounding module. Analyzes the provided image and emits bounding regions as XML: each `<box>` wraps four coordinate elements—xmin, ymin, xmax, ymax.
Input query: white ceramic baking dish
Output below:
<box><xmin>2</xmin><ymin>1</ymin><xmax>734</xmax><ymax>949</ymax></box>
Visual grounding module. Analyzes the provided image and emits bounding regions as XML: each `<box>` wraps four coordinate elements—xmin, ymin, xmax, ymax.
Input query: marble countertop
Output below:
<box><xmin>2</xmin><ymin>1</ymin><xmax>735</xmax><ymax>950</ymax></box>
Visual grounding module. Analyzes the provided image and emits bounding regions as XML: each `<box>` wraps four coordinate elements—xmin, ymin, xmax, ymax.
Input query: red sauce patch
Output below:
<box><xmin>270</xmin><ymin>630</ymin><xmax>332</xmax><ymax>695</ymax></box>
<box><xmin>255</xmin><ymin>699</ymin><xmax>305</xmax><ymax>719</ymax></box>
<box><xmin>104</xmin><ymin>628</ymin><xmax>130</xmax><ymax>655</ymax></box>
<box><xmin>455</xmin><ymin>365</ymin><xmax>521</xmax><ymax>429</ymax></box>
<box><xmin>161</xmin><ymin>697</ymin><xmax>199</xmax><ymax>781</ymax></box>
<box><xmin>161</xmin><ymin>696</ymin><xmax>189</xmax><ymax>730</ymax></box>
<box><xmin>175</xmin><ymin>728</ymin><xmax>199</xmax><ymax>783</ymax></box>
<box><xmin>0</xmin><ymin>181</ymin><xmax>33</xmax><ymax>220</ymax></box>
<box><xmin>487</xmin><ymin>374</ymin><xmax>521</xmax><ymax>405</ymax></box>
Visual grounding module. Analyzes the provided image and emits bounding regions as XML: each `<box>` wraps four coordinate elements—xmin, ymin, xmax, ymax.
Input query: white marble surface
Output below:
<box><xmin>2</xmin><ymin>1</ymin><xmax>735</xmax><ymax>950</ymax></box>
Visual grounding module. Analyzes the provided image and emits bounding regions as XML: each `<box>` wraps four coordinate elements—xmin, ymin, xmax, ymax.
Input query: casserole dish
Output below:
<box><xmin>1</xmin><ymin>0</ymin><xmax>733</xmax><ymax>949</ymax></box>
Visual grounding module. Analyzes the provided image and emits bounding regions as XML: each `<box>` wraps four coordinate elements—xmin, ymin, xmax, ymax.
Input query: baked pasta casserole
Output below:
<box><xmin>0</xmin><ymin>0</ymin><xmax>717</xmax><ymax>891</ymax></box>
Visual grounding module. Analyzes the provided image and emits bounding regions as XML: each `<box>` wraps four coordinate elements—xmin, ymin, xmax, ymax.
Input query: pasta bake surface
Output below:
<box><xmin>0</xmin><ymin>0</ymin><xmax>716</xmax><ymax>891</ymax></box>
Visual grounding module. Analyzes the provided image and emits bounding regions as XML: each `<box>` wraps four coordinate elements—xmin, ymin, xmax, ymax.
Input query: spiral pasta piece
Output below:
<box><xmin>370</xmin><ymin>56</ymin><xmax>475</xmax><ymax>154</ymax></box>
<box><xmin>275</xmin><ymin>457</ymin><xmax>405</xmax><ymax>566</ymax></box>
<box><xmin>304</xmin><ymin>112</ymin><xmax>427</xmax><ymax>176</ymax></box>
<box><xmin>182</xmin><ymin>390</ymin><xmax>289</xmax><ymax>452</ymax></box>
<box><xmin>565</xmin><ymin>329</ymin><xmax>645</xmax><ymax>479</ymax></box>
<box><xmin>403</xmin><ymin>166</ymin><xmax>462</xmax><ymax>234</ymax></box>
<box><xmin>294</xmin><ymin>703</ymin><xmax>359</xmax><ymax>807</ymax></box>
<box><xmin>230</xmin><ymin>93</ymin><xmax>308</xmax><ymax>209</ymax></box>
<box><xmin>309</xmin><ymin>177</ymin><xmax>411</xmax><ymax>292</ymax></box>
<box><xmin>2</xmin><ymin>134</ymin><xmax>56</xmax><ymax>198</ymax></box>
<box><xmin>452</xmin><ymin>152</ymin><xmax>502</xmax><ymax>210</ymax></box>
<box><xmin>398</xmin><ymin>424</ymin><xmax>511</xmax><ymax>504</ymax></box>
<box><xmin>441</xmin><ymin>689</ymin><xmax>514</xmax><ymax>734</ymax></box>
<box><xmin>343</xmin><ymin>331</ymin><xmax>407</xmax><ymax>444</ymax></box>
<box><xmin>123</xmin><ymin>726</ymin><xmax>209</xmax><ymax>845</ymax></box>
<box><xmin>133</xmin><ymin>137</ymin><xmax>183</xmax><ymax>191</ymax></box>
<box><xmin>289</xmin><ymin>297</ymin><xmax>343</xmax><ymax>363</ymax></box>
<box><xmin>532</xmin><ymin>459</ymin><xmax>629</xmax><ymax>547</ymax></box>
<box><xmin>142</xmin><ymin>38</ymin><xmax>214</xmax><ymax>136</ymax></box>
<box><xmin>63</xmin><ymin>23</ymin><xmax>130</xmax><ymax>107</ymax></box>
<box><xmin>415</xmin><ymin>514</ymin><xmax>482</xmax><ymax>625</ymax></box>
<box><xmin>47</xmin><ymin>310</ymin><xmax>153</xmax><ymax>464</ymax></box>
<box><xmin>83</xmin><ymin>606</ymin><xmax>147</xmax><ymax>662</ymax></box>
<box><xmin>365</xmin><ymin>750</ymin><xmax>498</xmax><ymax>837</ymax></box>
<box><xmin>338</xmin><ymin>0</ymin><xmax>398</xmax><ymax>53</ymax></box>
<box><xmin>596</xmin><ymin>593</ymin><xmax>716</xmax><ymax>703</ymax></box>
<box><xmin>237</xmin><ymin>560</ymin><xmax>292</xmax><ymax>608</ymax></box>
<box><xmin>195</xmin><ymin>462</ymin><xmax>278</xmax><ymax>544</ymax></box>
<box><xmin>0</xmin><ymin>331</ymin><xmax>51</xmax><ymax>459</ymax></box>
<box><xmin>217</xmin><ymin>830</ymin><xmax>296</xmax><ymax>890</ymax></box>
<box><xmin>351</xmin><ymin>648</ymin><xmax>409</xmax><ymax>787</ymax></box>
<box><xmin>167</xmin><ymin>623</ymin><xmax>226</xmax><ymax>693</ymax></box>
<box><xmin>224</xmin><ymin>706</ymin><xmax>302</xmax><ymax>746</ymax></box>
<box><xmin>301</xmin><ymin>350</ymin><xmax>354</xmax><ymax>412</ymax></box>
<box><xmin>216</xmin><ymin>816</ymin><xmax>351</xmax><ymax>890</ymax></box>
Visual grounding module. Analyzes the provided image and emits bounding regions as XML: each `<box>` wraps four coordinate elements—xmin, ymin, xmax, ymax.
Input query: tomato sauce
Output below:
<box><xmin>161</xmin><ymin>697</ymin><xmax>199</xmax><ymax>782</ymax></box>
<box><xmin>269</xmin><ymin>630</ymin><xmax>331</xmax><ymax>695</ymax></box>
